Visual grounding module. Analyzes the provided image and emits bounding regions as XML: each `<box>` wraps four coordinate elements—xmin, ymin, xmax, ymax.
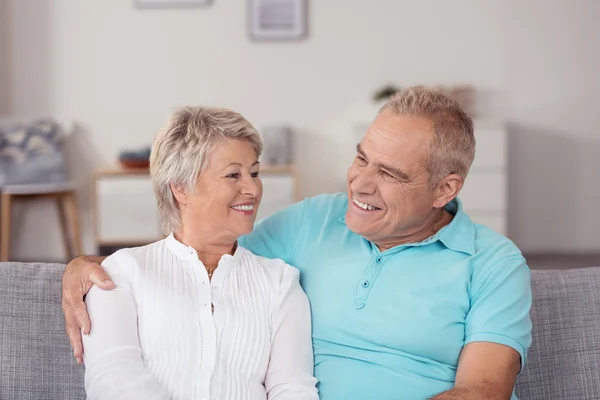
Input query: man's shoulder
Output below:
<box><xmin>304</xmin><ymin>192</ymin><xmax>348</xmax><ymax>219</ymax></box>
<box><xmin>250</xmin><ymin>251</ymin><xmax>298</xmax><ymax>273</ymax></box>
<box><xmin>472</xmin><ymin>223</ymin><xmax>523</xmax><ymax>260</ymax></box>
<box><xmin>469</xmin><ymin>222</ymin><xmax>528</xmax><ymax>281</ymax></box>
<box><xmin>238</xmin><ymin>248</ymin><xmax>301</xmax><ymax>291</ymax></box>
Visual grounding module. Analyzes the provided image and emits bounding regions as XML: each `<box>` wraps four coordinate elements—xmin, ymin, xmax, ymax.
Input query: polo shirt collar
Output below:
<box><xmin>338</xmin><ymin>197</ymin><xmax>476</xmax><ymax>255</ymax></box>
<box><xmin>436</xmin><ymin>197</ymin><xmax>476</xmax><ymax>255</ymax></box>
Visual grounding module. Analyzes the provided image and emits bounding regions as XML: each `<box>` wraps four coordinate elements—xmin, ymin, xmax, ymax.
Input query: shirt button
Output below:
<box><xmin>361</xmin><ymin>280</ymin><xmax>369</xmax><ymax>288</ymax></box>
<box><xmin>376</xmin><ymin>256</ymin><xmax>382</xmax><ymax>263</ymax></box>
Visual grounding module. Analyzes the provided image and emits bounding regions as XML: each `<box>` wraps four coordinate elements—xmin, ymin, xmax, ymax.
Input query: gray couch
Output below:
<box><xmin>1</xmin><ymin>262</ymin><xmax>599</xmax><ymax>400</ymax></box>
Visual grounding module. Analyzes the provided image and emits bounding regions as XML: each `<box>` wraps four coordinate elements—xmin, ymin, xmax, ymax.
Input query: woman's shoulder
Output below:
<box><xmin>103</xmin><ymin>239</ymin><xmax>166</xmax><ymax>273</ymax></box>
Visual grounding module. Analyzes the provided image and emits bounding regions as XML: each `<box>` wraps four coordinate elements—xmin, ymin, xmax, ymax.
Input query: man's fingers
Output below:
<box><xmin>74</xmin><ymin>303</ymin><xmax>92</xmax><ymax>335</ymax></box>
<box><xmin>88</xmin><ymin>264</ymin><xmax>115</xmax><ymax>290</ymax></box>
<box><xmin>64</xmin><ymin>312</ymin><xmax>84</xmax><ymax>364</ymax></box>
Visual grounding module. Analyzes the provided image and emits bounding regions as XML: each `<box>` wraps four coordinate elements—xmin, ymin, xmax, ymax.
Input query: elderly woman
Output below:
<box><xmin>82</xmin><ymin>107</ymin><xmax>318</xmax><ymax>400</ymax></box>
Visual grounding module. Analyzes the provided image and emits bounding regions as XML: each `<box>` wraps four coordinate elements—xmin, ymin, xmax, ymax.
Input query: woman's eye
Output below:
<box><xmin>251</xmin><ymin>172</ymin><xmax>260</xmax><ymax>178</ymax></box>
<box><xmin>227</xmin><ymin>173</ymin><xmax>240</xmax><ymax>179</ymax></box>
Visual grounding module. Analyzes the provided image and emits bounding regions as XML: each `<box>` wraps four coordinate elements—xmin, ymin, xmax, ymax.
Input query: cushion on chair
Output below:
<box><xmin>516</xmin><ymin>267</ymin><xmax>600</xmax><ymax>399</ymax></box>
<box><xmin>0</xmin><ymin>119</ymin><xmax>69</xmax><ymax>186</ymax></box>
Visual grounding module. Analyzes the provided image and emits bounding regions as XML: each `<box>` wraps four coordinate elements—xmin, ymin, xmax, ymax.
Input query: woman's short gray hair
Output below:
<box><xmin>379</xmin><ymin>86</ymin><xmax>475</xmax><ymax>188</ymax></box>
<box><xmin>150</xmin><ymin>106</ymin><xmax>262</xmax><ymax>234</ymax></box>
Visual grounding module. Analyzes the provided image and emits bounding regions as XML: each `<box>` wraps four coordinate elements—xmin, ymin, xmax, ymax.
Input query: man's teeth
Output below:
<box><xmin>232</xmin><ymin>204</ymin><xmax>253</xmax><ymax>211</ymax></box>
<box><xmin>353</xmin><ymin>198</ymin><xmax>378</xmax><ymax>211</ymax></box>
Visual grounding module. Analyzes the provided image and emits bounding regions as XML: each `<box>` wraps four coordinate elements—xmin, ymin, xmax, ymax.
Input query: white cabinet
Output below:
<box><xmin>459</xmin><ymin>122</ymin><xmax>508</xmax><ymax>235</ymax></box>
<box><xmin>95</xmin><ymin>175</ymin><xmax>161</xmax><ymax>244</ymax></box>
<box><xmin>257</xmin><ymin>173</ymin><xmax>298</xmax><ymax>221</ymax></box>
<box><xmin>93</xmin><ymin>166</ymin><xmax>299</xmax><ymax>253</ymax></box>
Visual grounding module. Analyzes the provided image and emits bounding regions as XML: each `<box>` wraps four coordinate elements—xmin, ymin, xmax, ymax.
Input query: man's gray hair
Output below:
<box><xmin>379</xmin><ymin>86</ymin><xmax>475</xmax><ymax>188</ymax></box>
<box><xmin>149</xmin><ymin>106</ymin><xmax>262</xmax><ymax>234</ymax></box>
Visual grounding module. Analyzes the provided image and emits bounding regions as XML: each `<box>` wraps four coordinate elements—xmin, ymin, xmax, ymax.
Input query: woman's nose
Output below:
<box><xmin>241</xmin><ymin>175</ymin><xmax>260</xmax><ymax>197</ymax></box>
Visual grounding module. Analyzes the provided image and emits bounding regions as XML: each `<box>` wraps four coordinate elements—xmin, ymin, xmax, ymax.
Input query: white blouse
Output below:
<box><xmin>82</xmin><ymin>234</ymin><xmax>318</xmax><ymax>400</ymax></box>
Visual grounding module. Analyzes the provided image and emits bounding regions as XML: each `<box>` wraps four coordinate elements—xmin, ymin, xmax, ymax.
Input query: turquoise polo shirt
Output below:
<box><xmin>239</xmin><ymin>193</ymin><xmax>532</xmax><ymax>400</ymax></box>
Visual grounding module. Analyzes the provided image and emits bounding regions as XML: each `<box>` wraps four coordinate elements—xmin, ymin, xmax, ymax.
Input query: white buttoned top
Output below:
<box><xmin>82</xmin><ymin>234</ymin><xmax>318</xmax><ymax>400</ymax></box>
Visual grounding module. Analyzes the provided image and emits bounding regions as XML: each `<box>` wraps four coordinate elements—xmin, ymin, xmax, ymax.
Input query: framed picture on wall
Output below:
<box><xmin>249</xmin><ymin>0</ymin><xmax>308</xmax><ymax>41</ymax></box>
<box><xmin>136</xmin><ymin>0</ymin><xmax>212</xmax><ymax>7</ymax></box>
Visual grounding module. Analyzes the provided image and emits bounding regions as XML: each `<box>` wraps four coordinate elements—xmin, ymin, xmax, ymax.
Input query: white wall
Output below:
<box><xmin>3</xmin><ymin>0</ymin><xmax>598</xmax><ymax>260</ymax></box>
<box><xmin>4</xmin><ymin>0</ymin><xmax>506</xmax><ymax>261</ymax></box>
<box><xmin>505</xmin><ymin>0</ymin><xmax>600</xmax><ymax>253</ymax></box>
<box><xmin>0</xmin><ymin>0</ymin><xmax>9</xmax><ymax>114</ymax></box>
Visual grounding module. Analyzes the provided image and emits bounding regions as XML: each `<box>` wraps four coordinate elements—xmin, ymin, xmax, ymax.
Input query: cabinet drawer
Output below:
<box><xmin>96</xmin><ymin>176</ymin><xmax>160</xmax><ymax>242</ymax></box>
<box><xmin>257</xmin><ymin>174</ymin><xmax>296</xmax><ymax>221</ymax></box>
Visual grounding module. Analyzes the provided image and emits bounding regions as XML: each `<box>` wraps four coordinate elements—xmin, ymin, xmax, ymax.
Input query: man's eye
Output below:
<box><xmin>227</xmin><ymin>173</ymin><xmax>240</xmax><ymax>179</ymax></box>
<box><xmin>251</xmin><ymin>172</ymin><xmax>260</xmax><ymax>178</ymax></box>
<box><xmin>382</xmin><ymin>171</ymin><xmax>396</xmax><ymax>180</ymax></box>
<box><xmin>356</xmin><ymin>156</ymin><xmax>367</xmax><ymax>164</ymax></box>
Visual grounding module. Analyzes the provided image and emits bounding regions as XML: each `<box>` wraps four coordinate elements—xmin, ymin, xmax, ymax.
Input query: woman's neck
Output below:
<box><xmin>173</xmin><ymin>229</ymin><xmax>236</xmax><ymax>269</ymax></box>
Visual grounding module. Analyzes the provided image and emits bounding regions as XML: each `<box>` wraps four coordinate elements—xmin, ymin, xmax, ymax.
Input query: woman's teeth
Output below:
<box><xmin>232</xmin><ymin>204</ymin><xmax>254</xmax><ymax>211</ymax></box>
<box><xmin>353</xmin><ymin>198</ymin><xmax>378</xmax><ymax>211</ymax></box>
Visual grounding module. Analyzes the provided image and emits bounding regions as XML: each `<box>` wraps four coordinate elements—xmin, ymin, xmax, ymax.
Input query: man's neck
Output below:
<box><xmin>375</xmin><ymin>209</ymin><xmax>454</xmax><ymax>252</ymax></box>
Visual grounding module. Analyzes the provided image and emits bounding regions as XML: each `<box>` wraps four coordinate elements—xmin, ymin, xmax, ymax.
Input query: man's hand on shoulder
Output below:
<box><xmin>61</xmin><ymin>255</ymin><xmax>112</xmax><ymax>364</ymax></box>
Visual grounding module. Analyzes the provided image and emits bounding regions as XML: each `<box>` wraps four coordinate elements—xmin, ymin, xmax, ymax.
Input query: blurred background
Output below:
<box><xmin>0</xmin><ymin>0</ymin><xmax>598</xmax><ymax>267</ymax></box>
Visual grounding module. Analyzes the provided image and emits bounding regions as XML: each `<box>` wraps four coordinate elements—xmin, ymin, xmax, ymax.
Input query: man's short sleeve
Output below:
<box><xmin>465</xmin><ymin>256</ymin><xmax>533</xmax><ymax>370</ymax></box>
<box><xmin>239</xmin><ymin>199</ymin><xmax>308</xmax><ymax>264</ymax></box>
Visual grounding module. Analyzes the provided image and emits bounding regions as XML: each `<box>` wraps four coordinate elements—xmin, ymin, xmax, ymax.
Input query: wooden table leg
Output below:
<box><xmin>64</xmin><ymin>191</ymin><xmax>82</xmax><ymax>257</ymax></box>
<box><xmin>57</xmin><ymin>195</ymin><xmax>73</xmax><ymax>260</ymax></box>
<box><xmin>1</xmin><ymin>193</ymin><xmax>12</xmax><ymax>261</ymax></box>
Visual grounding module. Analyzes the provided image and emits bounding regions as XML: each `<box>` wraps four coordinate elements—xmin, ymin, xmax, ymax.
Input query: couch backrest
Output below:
<box><xmin>516</xmin><ymin>267</ymin><xmax>600</xmax><ymax>399</ymax></box>
<box><xmin>1</xmin><ymin>262</ymin><xmax>599</xmax><ymax>399</ymax></box>
<box><xmin>0</xmin><ymin>262</ymin><xmax>85</xmax><ymax>400</ymax></box>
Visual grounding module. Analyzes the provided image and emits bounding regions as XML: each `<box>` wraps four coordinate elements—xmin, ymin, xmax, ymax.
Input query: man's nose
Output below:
<box><xmin>350</xmin><ymin>169</ymin><xmax>376</xmax><ymax>195</ymax></box>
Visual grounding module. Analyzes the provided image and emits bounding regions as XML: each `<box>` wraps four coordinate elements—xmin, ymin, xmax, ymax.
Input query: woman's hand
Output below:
<box><xmin>61</xmin><ymin>255</ymin><xmax>113</xmax><ymax>364</ymax></box>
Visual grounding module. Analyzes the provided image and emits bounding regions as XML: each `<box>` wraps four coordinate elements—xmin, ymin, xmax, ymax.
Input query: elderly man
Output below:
<box><xmin>62</xmin><ymin>86</ymin><xmax>531</xmax><ymax>400</ymax></box>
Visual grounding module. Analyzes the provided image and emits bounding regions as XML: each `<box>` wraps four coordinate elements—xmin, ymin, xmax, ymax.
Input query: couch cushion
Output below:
<box><xmin>516</xmin><ymin>267</ymin><xmax>600</xmax><ymax>399</ymax></box>
<box><xmin>1</xmin><ymin>262</ymin><xmax>599</xmax><ymax>399</ymax></box>
<box><xmin>0</xmin><ymin>262</ymin><xmax>84</xmax><ymax>400</ymax></box>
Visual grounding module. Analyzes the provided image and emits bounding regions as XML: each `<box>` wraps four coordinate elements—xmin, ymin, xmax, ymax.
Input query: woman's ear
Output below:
<box><xmin>170</xmin><ymin>183</ymin><xmax>188</xmax><ymax>205</ymax></box>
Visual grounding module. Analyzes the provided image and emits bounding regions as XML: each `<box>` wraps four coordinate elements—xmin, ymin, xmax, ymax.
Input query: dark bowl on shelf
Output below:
<box><xmin>119</xmin><ymin>158</ymin><xmax>150</xmax><ymax>169</ymax></box>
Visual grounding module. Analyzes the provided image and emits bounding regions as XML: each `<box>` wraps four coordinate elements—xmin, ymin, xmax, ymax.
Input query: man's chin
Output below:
<box><xmin>345</xmin><ymin>214</ymin><xmax>375</xmax><ymax>238</ymax></box>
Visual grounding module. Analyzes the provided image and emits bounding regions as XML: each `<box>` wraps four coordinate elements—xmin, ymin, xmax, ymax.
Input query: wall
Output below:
<box><xmin>505</xmin><ymin>0</ymin><xmax>600</xmax><ymax>253</ymax></box>
<box><xmin>6</xmin><ymin>0</ymin><xmax>599</xmax><ymax>260</ymax></box>
<box><xmin>0</xmin><ymin>0</ymin><xmax>9</xmax><ymax>114</ymax></box>
<box><xmin>5</xmin><ymin>0</ymin><xmax>507</xmax><ymax>261</ymax></box>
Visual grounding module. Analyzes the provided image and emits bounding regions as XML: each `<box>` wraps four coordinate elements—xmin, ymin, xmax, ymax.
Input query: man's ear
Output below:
<box><xmin>433</xmin><ymin>174</ymin><xmax>463</xmax><ymax>209</ymax></box>
<box><xmin>170</xmin><ymin>183</ymin><xmax>188</xmax><ymax>205</ymax></box>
